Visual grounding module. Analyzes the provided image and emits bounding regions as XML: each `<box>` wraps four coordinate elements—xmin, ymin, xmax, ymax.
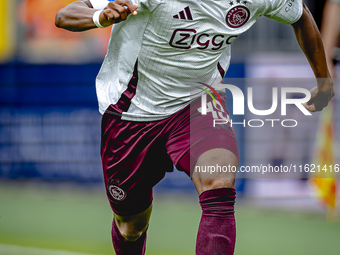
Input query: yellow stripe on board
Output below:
<box><xmin>0</xmin><ymin>0</ymin><xmax>15</xmax><ymax>61</ymax></box>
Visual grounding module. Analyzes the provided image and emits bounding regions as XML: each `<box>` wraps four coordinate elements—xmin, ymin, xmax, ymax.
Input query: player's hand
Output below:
<box><xmin>99</xmin><ymin>0</ymin><xmax>138</xmax><ymax>27</ymax></box>
<box><xmin>303</xmin><ymin>78</ymin><xmax>335</xmax><ymax>112</ymax></box>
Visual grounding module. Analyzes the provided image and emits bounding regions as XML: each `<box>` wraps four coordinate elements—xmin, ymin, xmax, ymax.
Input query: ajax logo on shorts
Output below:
<box><xmin>108</xmin><ymin>185</ymin><xmax>127</xmax><ymax>201</ymax></box>
<box><xmin>226</xmin><ymin>6</ymin><xmax>250</xmax><ymax>28</ymax></box>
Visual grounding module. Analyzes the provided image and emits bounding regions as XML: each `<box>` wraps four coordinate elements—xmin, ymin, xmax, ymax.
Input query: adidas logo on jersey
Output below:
<box><xmin>173</xmin><ymin>6</ymin><xmax>193</xmax><ymax>20</ymax></box>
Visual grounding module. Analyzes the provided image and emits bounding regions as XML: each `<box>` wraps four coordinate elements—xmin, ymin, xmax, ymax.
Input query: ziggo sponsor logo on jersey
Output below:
<box><xmin>169</xmin><ymin>29</ymin><xmax>238</xmax><ymax>50</ymax></box>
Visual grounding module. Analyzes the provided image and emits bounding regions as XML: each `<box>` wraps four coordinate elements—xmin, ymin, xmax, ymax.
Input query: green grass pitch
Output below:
<box><xmin>0</xmin><ymin>181</ymin><xmax>339</xmax><ymax>255</ymax></box>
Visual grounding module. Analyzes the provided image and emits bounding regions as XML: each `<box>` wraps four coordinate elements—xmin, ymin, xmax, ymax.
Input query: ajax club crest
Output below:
<box><xmin>226</xmin><ymin>6</ymin><xmax>250</xmax><ymax>28</ymax></box>
<box><xmin>108</xmin><ymin>185</ymin><xmax>127</xmax><ymax>201</ymax></box>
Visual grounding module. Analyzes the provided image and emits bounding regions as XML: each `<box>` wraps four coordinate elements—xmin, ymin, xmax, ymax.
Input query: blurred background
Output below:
<box><xmin>0</xmin><ymin>0</ymin><xmax>340</xmax><ymax>254</ymax></box>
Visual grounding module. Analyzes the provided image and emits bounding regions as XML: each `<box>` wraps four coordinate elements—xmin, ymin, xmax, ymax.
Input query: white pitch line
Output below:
<box><xmin>0</xmin><ymin>244</ymin><xmax>105</xmax><ymax>255</ymax></box>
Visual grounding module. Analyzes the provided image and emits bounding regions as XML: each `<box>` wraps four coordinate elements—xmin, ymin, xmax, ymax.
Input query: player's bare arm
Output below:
<box><xmin>55</xmin><ymin>0</ymin><xmax>138</xmax><ymax>32</ymax></box>
<box><xmin>292</xmin><ymin>2</ymin><xmax>335</xmax><ymax>112</ymax></box>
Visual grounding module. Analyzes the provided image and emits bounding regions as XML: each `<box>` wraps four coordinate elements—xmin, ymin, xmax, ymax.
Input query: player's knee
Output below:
<box><xmin>120</xmin><ymin>229</ymin><xmax>144</xmax><ymax>242</ymax></box>
<box><xmin>116</xmin><ymin>219</ymin><xmax>148</xmax><ymax>242</ymax></box>
<box><xmin>114</xmin><ymin>205</ymin><xmax>151</xmax><ymax>242</ymax></box>
<box><xmin>200</xmin><ymin>149</ymin><xmax>238</xmax><ymax>168</ymax></box>
<box><xmin>194</xmin><ymin>148</ymin><xmax>238</xmax><ymax>193</ymax></box>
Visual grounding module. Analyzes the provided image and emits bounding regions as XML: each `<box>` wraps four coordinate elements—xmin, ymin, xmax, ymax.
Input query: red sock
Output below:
<box><xmin>196</xmin><ymin>188</ymin><xmax>236</xmax><ymax>255</ymax></box>
<box><xmin>111</xmin><ymin>219</ymin><xmax>146</xmax><ymax>255</ymax></box>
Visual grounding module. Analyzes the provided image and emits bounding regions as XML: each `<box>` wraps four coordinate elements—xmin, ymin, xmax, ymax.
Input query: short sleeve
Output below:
<box><xmin>264</xmin><ymin>0</ymin><xmax>303</xmax><ymax>25</ymax></box>
<box><xmin>89</xmin><ymin>0</ymin><xmax>162</xmax><ymax>11</ymax></box>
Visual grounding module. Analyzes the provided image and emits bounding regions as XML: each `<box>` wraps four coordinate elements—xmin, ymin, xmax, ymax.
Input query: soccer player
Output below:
<box><xmin>55</xmin><ymin>0</ymin><xmax>334</xmax><ymax>254</ymax></box>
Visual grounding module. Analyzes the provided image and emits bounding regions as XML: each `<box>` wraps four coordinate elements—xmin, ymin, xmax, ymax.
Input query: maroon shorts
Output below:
<box><xmin>100</xmin><ymin>95</ymin><xmax>238</xmax><ymax>216</ymax></box>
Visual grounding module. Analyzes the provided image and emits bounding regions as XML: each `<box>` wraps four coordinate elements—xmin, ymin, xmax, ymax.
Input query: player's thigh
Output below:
<box><xmin>192</xmin><ymin>148</ymin><xmax>238</xmax><ymax>195</ymax></box>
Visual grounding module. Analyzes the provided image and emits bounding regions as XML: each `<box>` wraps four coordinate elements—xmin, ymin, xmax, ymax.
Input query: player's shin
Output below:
<box><xmin>111</xmin><ymin>219</ymin><xmax>147</xmax><ymax>255</ymax></box>
<box><xmin>196</xmin><ymin>188</ymin><xmax>236</xmax><ymax>255</ymax></box>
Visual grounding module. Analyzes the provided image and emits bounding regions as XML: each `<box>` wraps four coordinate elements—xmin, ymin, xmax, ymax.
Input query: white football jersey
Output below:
<box><xmin>90</xmin><ymin>0</ymin><xmax>303</xmax><ymax>121</ymax></box>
